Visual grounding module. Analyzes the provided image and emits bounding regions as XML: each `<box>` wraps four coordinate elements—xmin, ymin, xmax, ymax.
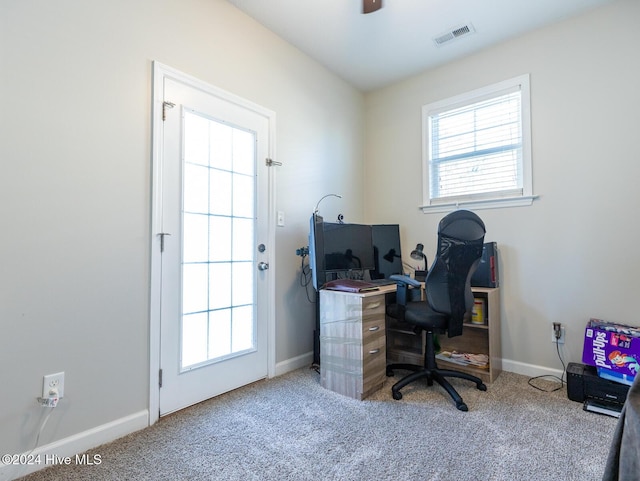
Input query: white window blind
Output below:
<box><xmin>422</xmin><ymin>75</ymin><xmax>534</xmax><ymax>211</ymax></box>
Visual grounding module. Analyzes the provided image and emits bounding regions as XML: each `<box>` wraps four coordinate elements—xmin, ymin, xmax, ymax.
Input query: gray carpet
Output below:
<box><xmin>19</xmin><ymin>368</ymin><xmax>617</xmax><ymax>481</ymax></box>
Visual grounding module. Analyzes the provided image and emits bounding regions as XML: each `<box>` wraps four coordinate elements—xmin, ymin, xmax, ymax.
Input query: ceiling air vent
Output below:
<box><xmin>433</xmin><ymin>23</ymin><xmax>476</xmax><ymax>47</ymax></box>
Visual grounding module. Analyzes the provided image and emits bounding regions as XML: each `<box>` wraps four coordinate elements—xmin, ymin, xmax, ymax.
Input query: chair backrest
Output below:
<box><xmin>426</xmin><ymin>210</ymin><xmax>485</xmax><ymax>337</ymax></box>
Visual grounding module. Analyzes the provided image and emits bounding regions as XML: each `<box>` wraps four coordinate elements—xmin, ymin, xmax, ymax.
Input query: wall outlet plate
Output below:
<box><xmin>551</xmin><ymin>325</ymin><xmax>565</xmax><ymax>344</ymax></box>
<box><xmin>43</xmin><ymin>372</ymin><xmax>65</xmax><ymax>398</ymax></box>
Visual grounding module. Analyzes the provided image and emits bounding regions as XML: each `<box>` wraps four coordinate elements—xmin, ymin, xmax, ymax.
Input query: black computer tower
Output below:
<box><xmin>471</xmin><ymin>242</ymin><xmax>499</xmax><ymax>288</ymax></box>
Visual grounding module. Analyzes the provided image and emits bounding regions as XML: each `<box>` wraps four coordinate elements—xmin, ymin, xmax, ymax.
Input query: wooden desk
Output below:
<box><xmin>319</xmin><ymin>284</ymin><xmax>501</xmax><ymax>400</ymax></box>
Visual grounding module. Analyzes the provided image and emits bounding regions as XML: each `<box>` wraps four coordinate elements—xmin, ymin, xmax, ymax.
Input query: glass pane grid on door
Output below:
<box><xmin>181</xmin><ymin>111</ymin><xmax>256</xmax><ymax>371</ymax></box>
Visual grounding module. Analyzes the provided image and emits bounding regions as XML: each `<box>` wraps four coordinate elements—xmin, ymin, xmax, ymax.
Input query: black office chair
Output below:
<box><xmin>386</xmin><ymin>209</ymin><xmax>486</xmax><ymax>411</ymax></box>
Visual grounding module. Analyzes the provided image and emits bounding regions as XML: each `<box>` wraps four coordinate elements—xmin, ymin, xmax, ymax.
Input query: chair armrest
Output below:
<box><xmin>389</xmin><ymin>274</ymin><xmax>422</xmax><ymax>288</ymax></box>
<box><xmin>389</xmin><ymin>275</ymin><xmax>422</xmax><ymax>306</ymax></box>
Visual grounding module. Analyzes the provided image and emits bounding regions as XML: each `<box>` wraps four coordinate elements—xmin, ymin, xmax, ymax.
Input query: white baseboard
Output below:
<box><xmin>275</xmin><ymin>351</ymin><xmax>313</xmax><ymax>376</ymax></box>
<box><xmin>501</xmin><ymin>358</ymin><xmax>565</xmax><ymax>379</ymax></box>
<box><xmin>0</xmin><ymin>410</ymin><xmax>148</xmax><ymax>481</ymax></box>
<box><xmin>274</xmin><ymin>353</ymin><xmax>565</xmax><ymax>382</ymax></box>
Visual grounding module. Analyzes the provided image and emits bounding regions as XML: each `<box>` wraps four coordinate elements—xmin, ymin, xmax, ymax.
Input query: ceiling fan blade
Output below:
<box><xmin>363</xmin><ymin>0</ymin><xmax>383</xmax><ymax>14</ymax></box>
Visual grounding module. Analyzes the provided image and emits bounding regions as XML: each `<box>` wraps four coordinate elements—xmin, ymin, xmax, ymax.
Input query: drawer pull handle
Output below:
<box><xmin>369</xmin><ymin>348</ymin><xmax>380</xmax><ymax>355</ymax></box>
<box><xmin>368</xmin><ymin>326</ymin><xmax>380</xmax><ymax>332</ymax></box>
<box><xmin>367</xmin><ymin>302</ymin><xmax>381</xmax><ymax>309</ymax></box>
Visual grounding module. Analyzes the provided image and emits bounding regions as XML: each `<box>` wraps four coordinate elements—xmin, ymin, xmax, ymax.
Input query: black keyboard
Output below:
<box><xmin>367</xmin><ymin>278</ymin><xmax>398</xmax><ymax>286</ymax></box>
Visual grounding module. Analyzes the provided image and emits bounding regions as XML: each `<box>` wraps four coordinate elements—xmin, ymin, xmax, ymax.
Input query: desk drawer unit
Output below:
<box><xmin>320</xmin><ymin>291</ymin><xmax>386</xmax><ymax>400</ymax></box>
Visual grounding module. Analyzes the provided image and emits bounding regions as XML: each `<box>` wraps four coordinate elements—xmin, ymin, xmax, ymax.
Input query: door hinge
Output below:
<box><xmin>159</xmin><ymin>369</ymin><xmax>163</xmax><ymax>388</ymax></box>
<box><xmin>162</xmin><ymin>101</ymin><xmax>175</xmax><ymax>121</ymax></box>
<box><xmin>265</xmin><ymin>158</ymin><xmax>282</xmax><ymax>167</ymax></box>
<box><xmin>158</xmin><ymin>232</ymin><xmax>171</xmax><ymax>252</ymax></box>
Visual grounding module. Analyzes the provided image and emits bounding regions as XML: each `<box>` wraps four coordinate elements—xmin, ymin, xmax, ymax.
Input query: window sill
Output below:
<box><xmin>420</xmin><ymin>195</ymin><xmax>539</xmax><ymax>214</ymax></box>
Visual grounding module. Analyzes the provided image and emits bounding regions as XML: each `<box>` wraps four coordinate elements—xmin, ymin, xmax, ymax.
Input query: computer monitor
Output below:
<box><xmin>322</xmin><ymin>223</ymin><xmax>375</xmax><ymax>273</ymax></box>
<box><xmin>370</xmin><ymin>224</ymin><xmax>403</xmax><ymax>279</ymax></box>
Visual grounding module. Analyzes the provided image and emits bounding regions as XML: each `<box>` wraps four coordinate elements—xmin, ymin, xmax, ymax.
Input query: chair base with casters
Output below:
<box><xmin>385</xmin><ymin>210</ymin><xmax>487</xmax><ymax>411</ymax></box>
<box><xmin>386</xmin><ymin>330</ymin><xmax>487</xmax><ymax>411</ymax></box>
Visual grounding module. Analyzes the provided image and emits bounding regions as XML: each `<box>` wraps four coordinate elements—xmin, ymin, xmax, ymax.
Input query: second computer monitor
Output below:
<box><xmin>371</xmin><ymin>224</ymin><xmax>403</xmax><ymax>280</ymax></box>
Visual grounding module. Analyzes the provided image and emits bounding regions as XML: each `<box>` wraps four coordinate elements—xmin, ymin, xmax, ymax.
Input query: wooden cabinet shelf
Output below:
<box><xmin>386</xmin><ymin>287</ymin><xmax>501</xmax><ymax>384</ymax></box>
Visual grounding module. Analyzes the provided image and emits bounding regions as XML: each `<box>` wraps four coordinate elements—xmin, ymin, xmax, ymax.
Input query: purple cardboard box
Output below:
<box><xmin>582</xmin><ymin>318</ymin><xmax>640</xmax><ymax>378</ymax></box>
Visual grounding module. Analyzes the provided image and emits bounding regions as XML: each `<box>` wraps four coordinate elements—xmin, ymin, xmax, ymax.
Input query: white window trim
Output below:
<box><xmin>420</xmin><ymin>74</ymin><xmax>537</xmax><ymax>213</ymax></box>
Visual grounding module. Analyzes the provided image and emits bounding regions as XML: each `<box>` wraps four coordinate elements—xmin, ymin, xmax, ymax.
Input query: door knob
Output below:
<box><xmin>258</xmin><ymin>262</ymin><xmax>269</xmax><ymax>271</ymax></box>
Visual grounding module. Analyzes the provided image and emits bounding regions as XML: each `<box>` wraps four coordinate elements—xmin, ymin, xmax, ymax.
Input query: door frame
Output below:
<box><xmin>149</xmin><ymin>61</ymin><xmax>277</xmax><ymax>425</ymax></box>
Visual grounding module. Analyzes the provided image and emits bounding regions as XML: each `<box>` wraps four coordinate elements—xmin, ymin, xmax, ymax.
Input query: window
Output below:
<box><xmin>422</xmin><ymin>75</ymin><xmax>535</xmax><ymax>212</ymax></box>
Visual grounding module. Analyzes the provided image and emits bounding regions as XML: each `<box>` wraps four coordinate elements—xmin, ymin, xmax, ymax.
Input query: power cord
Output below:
<box><xmin>5</xmin><ymin>390</ymin><xmax>60</xmax><ymax>479</ymax></box>
<box><xmin>30</xmin><ymin>387</ymin><xmax>60</xmax><ymax>453</ymax></box>
<box><xmin>528</xmin><ymin>337</ymin><xmax>567</xmax><ymax>392</ymax></box>
<box><xmin>27</xmin><ymin>407</ymin><xmax>56</xmax><ymax>456</ymax></box>
<box><xmin>298</xmin><ymin>252</ymin><xmax>316</xmax><ymax>303</ymax></box>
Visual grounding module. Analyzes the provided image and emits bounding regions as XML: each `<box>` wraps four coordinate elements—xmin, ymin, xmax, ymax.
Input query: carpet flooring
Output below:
<box><xmin>17</xmin><ymin>368</ymin><xmax>618</xmax><ymax>481</ymax></box>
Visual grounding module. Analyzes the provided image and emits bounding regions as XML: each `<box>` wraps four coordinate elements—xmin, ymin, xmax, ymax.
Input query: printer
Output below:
<box><xmin>567</xmin><ymin>362</ymin><xmax>630</xmax><ymax>417</ymax></box>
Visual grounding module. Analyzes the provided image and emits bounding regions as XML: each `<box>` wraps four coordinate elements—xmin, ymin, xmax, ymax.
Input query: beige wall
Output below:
<box><xmin>0</xmin><ymin>0</ymin><xmax>364</xmax><ymax>461</ymax></box>
<box><xmin>363</xmin><ymin>0</ymin><xmax>640</xmax><ymax>375</ymax></box>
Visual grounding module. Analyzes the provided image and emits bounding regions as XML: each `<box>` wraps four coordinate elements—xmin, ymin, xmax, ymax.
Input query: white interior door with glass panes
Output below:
<box><xmin>158</xmin><ymin>72</ymin><xmax>272</xmax><ymax>416</ymax></box>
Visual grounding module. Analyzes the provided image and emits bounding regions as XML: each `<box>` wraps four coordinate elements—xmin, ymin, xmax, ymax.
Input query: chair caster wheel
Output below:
<box><xmin>392</xmin><ymin>390</ymin><xmax>402</xmax><ymax>400</ymax></box>
<box><xmin>478</xmin><ymin>383</ymin><xmax>487</xmax><ymax>391</ymax></box>
<box><xmin>456</xmin><ymin>402</ymin><xmax>468</xmax><ymax>412</ymax></box>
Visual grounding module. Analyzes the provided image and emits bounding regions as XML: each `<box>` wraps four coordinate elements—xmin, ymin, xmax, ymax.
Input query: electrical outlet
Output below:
<box><xmin>551</xmin><ymin>323</ymin><xmax>565</xmax><ymax>344</ymax></box>
<box><xmin>43</xmin><ymin>372</ymin><xmax>65</xmax><ymax>398</ymax></box>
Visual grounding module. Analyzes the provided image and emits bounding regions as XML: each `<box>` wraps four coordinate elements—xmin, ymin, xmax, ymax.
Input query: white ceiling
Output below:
<box><xmin>226</xmin><ymin>0</ymin><xmax>615</xmax><ymax>91</ymax></box>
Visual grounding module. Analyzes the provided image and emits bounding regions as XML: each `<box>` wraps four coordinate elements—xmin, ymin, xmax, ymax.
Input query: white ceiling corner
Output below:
<box><xmin>225</xmin><ymin>0</ymin><xmax>615</xmax><ymax>92</ymax></box>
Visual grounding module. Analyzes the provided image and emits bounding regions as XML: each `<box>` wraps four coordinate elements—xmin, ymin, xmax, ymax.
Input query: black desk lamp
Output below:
<box><xmin>410</xmin><ymin>243</ymin><xmax>428</xmax><ymax>281</ymax></box>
